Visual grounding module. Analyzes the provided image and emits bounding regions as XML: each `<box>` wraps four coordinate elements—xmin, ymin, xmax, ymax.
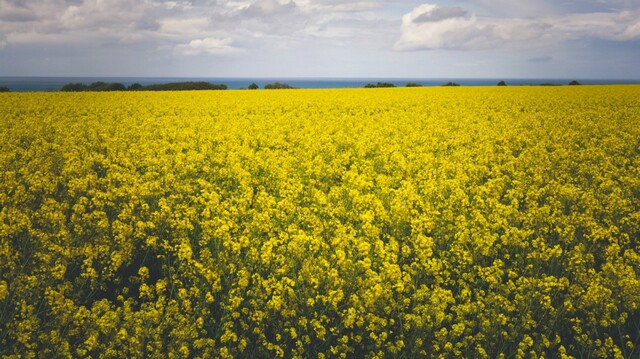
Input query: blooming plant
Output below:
<box><xmin>0</xmin><ymin>86</ymin><xmax>638</xmax><ymax>358</ymax></box>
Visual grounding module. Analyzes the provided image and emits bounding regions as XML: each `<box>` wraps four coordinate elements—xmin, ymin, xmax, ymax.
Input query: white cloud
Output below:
<box><xmin>0</xmin><ymin>0</ymin><xmax>401</xmax><ymax>56</ymax></box>
<box><xmin>394</xmin><ymin>4</ymin><xmax>488</xmax><ymax>50</ymax></box>
<box><xmin>551</xmin><ymin>11</ymin><xmax>640</xmax><ymax>42</ymax></box>
<box><xmin>0</xmin><ymin>1</ymin><xmax>39</xmax><ymax>22</ymax></box>
<box><xmin>413</xmin><ymin>5</ymin><xmax>466</xmax><ymax>22</ymax></box>
<box><xmin>176</xmin><ymin>37</ymin><xmax>242</xmax><ymax>55</ymax></box>
<box><xmin>206</xmin><ymin>0</ymin><xmax>311</xmax><ymax>39</ymax></box>
<box><xmin>621</xmin><ymin>21</ymin><xmax>640</xmax><ymax>40</ymax></box>
<box><xmin>395</xmin><ymin>3</ymin><xmax>640</xmax><ymax>51</ymax></box>
<box><xmin>462</xmin><ymin>0</ymin><xmax>556</xmax><ymax>17</ymax></box>
<box><xmin>244</xmin><ymin>0</ymin><xmax>296</xmax><ymax>16</ymax></box>
<box><xmin>58</xmin><ymin>0</ymin><xmax>162</xmax><ymax>31</ymax></box>
<box><xmin>297</xmin><ymin>1</ymin><xmax>382</xmax><ymax>13</ymax></box>
<box><xmin>0</xmin><ymin>0</ymin><xmax>168</xmax><ymax>48</ymax></box>
<box><xmin>159</xmin><ymin>17</ymin><xmax>211</xmax><ymax>35</ymax></box>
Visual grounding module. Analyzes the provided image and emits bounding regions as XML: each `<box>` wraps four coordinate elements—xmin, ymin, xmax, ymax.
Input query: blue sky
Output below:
<box><xmin>1</xmin><ymin>0</ymin><xmax>639</xmax><ymax>78</ymax></box>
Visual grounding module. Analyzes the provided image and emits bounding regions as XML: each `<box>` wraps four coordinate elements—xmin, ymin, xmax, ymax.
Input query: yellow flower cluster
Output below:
<box><xmin>0</xmin><ymin>86</ymin><xmax>638</xmax><ymax>358</ymax></box>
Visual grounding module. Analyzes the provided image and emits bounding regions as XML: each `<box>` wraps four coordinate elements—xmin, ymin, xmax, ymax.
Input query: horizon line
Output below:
<box><xmin>2</xmin><ymin>75</ymin><xmax>640</xmax><ymax>81</ymax></box>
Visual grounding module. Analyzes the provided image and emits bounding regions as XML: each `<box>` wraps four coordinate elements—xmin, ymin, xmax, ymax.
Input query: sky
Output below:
<box><xmin>1</xmin><ymin>0</ymin><xmax>639</xmax><ymax>78</ymax></box>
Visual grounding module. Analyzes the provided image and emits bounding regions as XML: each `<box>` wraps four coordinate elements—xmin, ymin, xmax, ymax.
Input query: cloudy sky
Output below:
<box><xmin>1</xmin><ymin>0</ymin><xmax>639</xmax><ymax>78</ymax></box>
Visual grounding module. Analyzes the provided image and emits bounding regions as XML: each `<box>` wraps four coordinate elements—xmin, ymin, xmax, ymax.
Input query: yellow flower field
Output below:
<box><xmin>0</xmin><ymin>86</ymin><xmax>638</xmax><ymax>358</ymax></box>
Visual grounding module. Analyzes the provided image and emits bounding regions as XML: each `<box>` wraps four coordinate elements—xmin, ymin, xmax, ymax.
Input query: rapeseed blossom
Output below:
<box><xmin>0</xmin><ymin>86</ymin><xmax>638</xmax><ymax>357</ymax></box>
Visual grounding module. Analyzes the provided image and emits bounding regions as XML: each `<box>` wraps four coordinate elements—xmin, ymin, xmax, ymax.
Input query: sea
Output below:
<box><xmin>1</xmin><ymin>77</ymin><xmax>639</xmax><ymax>92</ymax></box>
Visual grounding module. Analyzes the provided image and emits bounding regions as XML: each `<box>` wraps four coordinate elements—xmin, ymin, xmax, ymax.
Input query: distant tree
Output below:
<box><xmin>110</xmin><ymin>83</ymin><xmax>126</xmax><ymax>91</ymax></box>
<box><xmin>264</xmin><ymin>82</ymin><xmax>294</xmax><ymax>89</ymax></box>
<box><xmin>442</xmin><ymin>82</ymin><xmax>460</xmax><ymax>86</ymax></box>
<box><xmin>87</xmin><ymin>82</ymin><xmax>126</xmax><ymax>91</ymax></box>
<box><xmin>364</xmin><ymin>82</ymin><xmax>396</xmax><ymax>88</ymax></box>
<box><xmin>248</xmin><ymin>83</ymin><xmax>259</xmax><ymax>90</ymax></box>
<box><xmin>141</xmin><ymin>82</ymin><xmax>227</xmax><ymax>91</ymax></box>
<box><xmin>406</xmin><ymin>82</ymin><xmax>422</xmax><ymax>87</ymax></box>
<box><xmin>61</xmin><ymin>83</ymin><xmax>89</xmax><ymax>92</ymax></box>
<box><xmin>0</xmin><ymin>86</ymin><xmax>10</xmax><ymax>92</ymax></box>
<box><xmin>128</xmin><ymin>83</ymin><xmax>143</xmax><ymax>91</ymax></box>
<box><xmin>568</xmin><ymin>80</ymin><xmax>581</xmax><ymax>85</ymax></box>
<box><xmin>497</xmin><ymin>81</ymin><xmax>507</xmax><ymax>86</ymax></box>
<box><xmin>88</xmin><ymin>82</ymin><xmax>108</xmax><ymax>91</ymax></box>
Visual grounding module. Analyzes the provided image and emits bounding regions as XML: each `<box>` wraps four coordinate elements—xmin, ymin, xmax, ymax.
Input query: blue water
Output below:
<box><xmin>1</xmin><ymin>76</ymin><xmax>639</xmax><ymax>92</ymax></box>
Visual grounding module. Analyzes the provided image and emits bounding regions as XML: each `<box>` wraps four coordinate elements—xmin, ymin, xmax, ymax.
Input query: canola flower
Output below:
<box><xmin>0</xmin><ymin>86</ymin><xmax>639</xmax><ymax>358</ymax></box>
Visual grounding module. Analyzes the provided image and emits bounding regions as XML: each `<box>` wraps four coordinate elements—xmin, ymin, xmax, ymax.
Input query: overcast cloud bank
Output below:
<box><xmin>1</xmin><ymin>0</ymin><xmax>638</xmax><ymax>77</ymax></box>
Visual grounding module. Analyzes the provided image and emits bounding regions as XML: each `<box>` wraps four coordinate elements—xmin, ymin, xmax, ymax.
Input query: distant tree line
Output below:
<box><xmin>496</xmin><ymin>80</ymin><xmax>581</xmax><ymax>86</ymax></box>
<box><xmin>50</xmin><ymin>79</ymin><xmax>585</xmax><ymax>92</ymax></box>
<box><xmin>361</xmin><ymin>80</ymin><xmax>583</xmax><ymax>88</ymax></box>
<box><xmin>61</xmin><ymin>81</ymin><xmax>227</xmax><ymax>92</ymax></box>
<box><xmin>59</xmin><ymin>81</ymin><xmax>305</xmax><ymax>91</ymax></box>
<box><xmin>0</xmin><ymin>86</ymin><xmax>10</xmax><ymax>92</ymax></box>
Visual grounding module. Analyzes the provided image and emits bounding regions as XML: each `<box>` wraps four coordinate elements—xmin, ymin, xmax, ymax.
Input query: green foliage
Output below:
<box><xmin>88</xmin><ymin>82</ymin><xmax>127</xmax><ymax>91</ymax></box>
<box><xmin>264</xmin><ymin>82</ymin><xmax>295</xmax><ymax>89</ymax></box>
<box><xmin>0</xmin><ymin>86</ymin><xmax>10</xmax><ymax>92</ymax></box>
<box><xmin>127</xmin><ymin>83</ymin><xmax>143</xmax><ymax>91</ymax></box>
<box><xmin>61</xmin><ymin>82</ymin><xmax>125</xmax><ymax>92</ymax></box>
<box><xmin>406</xmin><ymin>82</ymin><xmax>423</xmax><ymax>87</ymax></box>
<box><xmin>365</xmin><ymin>82</ymin><xmax>396</xmax><ymax>88</ymax></box>
<box><xmin>569</xmin><ymin>80</ymin><xmax>581</xmax><ymax>86</ymax></box>
<box><xmin>248</xmin><ymin>83</ymin><xmax>259</xmax><ymax>90</ymax></box>
<box><xmin>442</xmin><ymin>82</ymin><xmax>460</xmax><ymax>86</ymax></box>
<box><xmin>140</xmin><ymin>81</ymin><xmax>227</xmax><ymax>91</ymax></box>
<box><xmin>497</xmin><ymin>81</ymin><xmax>507</xmax><ymax>86</ymax></box>
<box><xmin>61</xmin><ymin>83</ymin><xmax>89</xmax><ymax>92</ymax></box>
<box><xmin>60</xmin><ymin>81</ymin><xmax>227</xmax><ymax>92</ymax></box>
